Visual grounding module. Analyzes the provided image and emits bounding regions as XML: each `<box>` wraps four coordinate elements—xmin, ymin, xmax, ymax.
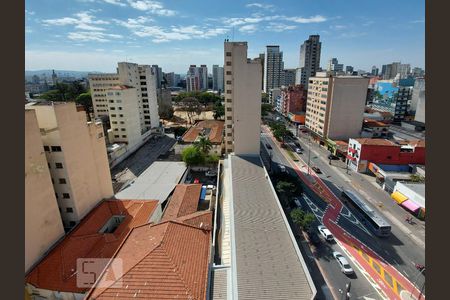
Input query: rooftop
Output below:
<box><xmin>182</xmin><ymin>120</ymin><xmax>225</xmax><ymax>144</ymax></box>
<box><xmin>161</xmin><ymin>184</ymin><xmax>202</xmax><ymax>222</ymax></box>
<box><xmin>115</xmin><ymin>161</ymin><xmax>187</xmax><ymax>203</ymax></box>
<box><xmin>363</xmin><ymin>118</ymin><xmax>390</xmax><ymax>128</ymax></box>
<box><xmin>26</xmin><ymin>200</ymin><xmax>159</xmax><ymax>293</ymax></box>
<box><xmin>229</xmin><ymin>155</ymin><xmax>316</xmax><ymax>299</ymax></box>
<box><xmin>354</xmin><ymin>138</ymin><xmax>398</xmax><ymax>146</ymax></box>
<box><xmin>86</xmin><ymin>220</ymin><xmax>212</xmax><ymax>300</ymax></box>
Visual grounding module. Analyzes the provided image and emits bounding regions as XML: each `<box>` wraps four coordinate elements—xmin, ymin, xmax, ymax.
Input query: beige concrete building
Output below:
<box><xmin>89</xmin><ymin>62</ymin><xmax>160</xmax><ymax>134</ymax></box>
<box><xmin>25</xmin><ymin>110</ymin><xmax>65</xmax><ymax>273</ymax></box>
<box><xmin>224</xmin><ymin>41</ymin><xmax>262</xmax><ymax>155</ymax></box>
<box><xmin>26</xmin><ymin>102</ymin><xmax>113</xmax><ymax>230</ymax></box>
<box><xmin>305</xmin><ymin>73</ymin><xmax>369</xmax><ymax>140</ymax></box>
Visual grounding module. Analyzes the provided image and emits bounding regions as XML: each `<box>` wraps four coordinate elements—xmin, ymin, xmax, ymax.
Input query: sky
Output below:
<box><xmin>25</xmin><ymin>0</ymin><xmax>425</xmax><ymax>74</ymax></box>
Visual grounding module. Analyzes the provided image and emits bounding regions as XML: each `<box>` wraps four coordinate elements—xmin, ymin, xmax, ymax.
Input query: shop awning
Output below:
<box><xmin>401</xmin><ymin>199</ymin><xmax>421</xmax><ymax>213</ymax></box>
<box><xmin>391</xmin><ymin>191</ymin><xmax>408</xmax><ymax>204</ymax></box>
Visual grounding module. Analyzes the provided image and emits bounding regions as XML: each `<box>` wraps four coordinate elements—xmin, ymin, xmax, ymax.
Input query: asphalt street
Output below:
<box><xmin>261</xmin><ymin>132</ymin><xmax>382</xmax><ymax>300</ymax></box>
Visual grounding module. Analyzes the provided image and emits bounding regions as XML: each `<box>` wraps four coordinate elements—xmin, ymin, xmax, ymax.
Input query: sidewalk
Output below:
<box><xmin>294</xmin><ymin>134</ymin><xmax>425</xmax><ymax>249</ymax></box>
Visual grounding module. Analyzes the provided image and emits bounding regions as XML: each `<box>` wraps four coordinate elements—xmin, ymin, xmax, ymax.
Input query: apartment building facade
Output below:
<box><xmin>26</xmin><ymin>102</ymin><xmax>114</xmax><ymax>230</ymax></box>
<box><xmin>299</xmin><ymin>35</ymin><xmax>321</xmax><ymax>89</ymax></box>
<box><xmin>224</xmin><ymin>41</ymin><xmax>262</xmax><ymax>155</ymax></box>
<box><xmin>281</xmin><ymin>84</ymin><xmax>307</xmax><ymax>116</ymax></box>
<box><xmin>212</xmin><ymin>64</ymin><xmax>224</xmax><ymax>92</ymax></box>
<box><xmin>305</xmin><ymin>73</ymin><xmax>369</xmax><ymax>140</ymax></box>
<box><xmin>89</xmin><ymin>62</ymin><xmax>159</xmax><ymax>127</ymax></box>
<box><xmin>263</xmin><ymin>45</ymin><xmax>284</xmax><ymax>92</ymax></box>
<box><xmin>25</xmin><ymin>109</ymin><xmax>65</xmax><ymax>273</ymax></box>
<box><xmin>282</xmin><ymin>68</ymin><xmax>296</xmax><ymax>86</ymax></box>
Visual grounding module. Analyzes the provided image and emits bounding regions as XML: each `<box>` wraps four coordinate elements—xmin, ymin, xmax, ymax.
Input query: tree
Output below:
<box><xmin>261</xmin><ymin>92</ymin><xmax>269</xmax><ymax>103</ymax></box>
<box><xmin>181</xmin><ymin>146</ymin><xmax>205</xmax><ymax>166</ymax></box>
<box><xmin>261</xmin><ymin>103</ymin><xmax>273</xmax><ymax>117</ymax></box>
<box><xmin>75</xmin><ymin>92</ymin><xmax>93</xmax><ymax>112</ymax></box>
<box><xmin>410</xmin><ymin>174</ymin><xmax>425</xmax><ymax>183</ymax></box>
<box><xmin>205</xmin><ymin>153</ymin><xmax>220</xmax><ymax>164</ymax></box>
<box><xmin>291</xmin><ymin>208</ymin><xmax>315</xmax><ymax>231</ymax></box>
<box><xmin>302</xmin><ymin>213</ymin><xmax>315</xmax><ymax>231</ymax></box>
<box><xmin>276</xmin><ymin>181</ymin><xmax>296</xmax><ymax>206</ymax></box>
<box><xmin>213</xmin><ymin>101</ymin><xmax>225</xmax><ymax>119</ymax></box>
<box><xmin>194</xmin><ymin>135</ymin><xmax>213</xmax><ymax>154</ymax></box>
<box><xmin>179</xmin><ymin>97</ymin><xmax>202</xmax><ymax>124</ymax></box>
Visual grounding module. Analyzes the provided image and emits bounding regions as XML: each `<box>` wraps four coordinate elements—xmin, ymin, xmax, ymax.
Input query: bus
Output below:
<box><xmin>341</xmin><ymin>189</ymin><xmax>391</xmax><ymax>237</ymax></box>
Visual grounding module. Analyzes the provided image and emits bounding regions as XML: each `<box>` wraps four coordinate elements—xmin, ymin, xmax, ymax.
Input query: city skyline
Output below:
<box><xmin>26</xmin><ymin>0</ymin><xmax>425</xmax><ymax>73</ymax></box>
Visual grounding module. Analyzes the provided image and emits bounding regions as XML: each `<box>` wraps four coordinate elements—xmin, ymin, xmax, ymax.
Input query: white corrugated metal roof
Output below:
<box><xmin>115</xmin><ymin>161</ymin><xmax>187</xmax><ymax>202</ymax></box>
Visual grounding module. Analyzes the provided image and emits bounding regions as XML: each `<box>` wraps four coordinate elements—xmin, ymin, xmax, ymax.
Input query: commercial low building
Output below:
<box><xmin>347</xmin><ymin>138</ymin><xmax>425</xmax><ymax>173</ymax></box>
<box><xmin>361</xmin><ymin>118</ymin><xmax>390</xmax><ymax>138</ymax></box>
<box><xmin>391</xmin><ymin>182</ymin><xmax>425</xmax><ymax>218</ymax></box>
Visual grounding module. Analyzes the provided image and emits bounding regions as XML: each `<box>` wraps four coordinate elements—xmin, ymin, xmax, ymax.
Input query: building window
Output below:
<box><xmin>114</xmin><ymin>135</ymin><xmax>120</xmax><ymax>138</ymax></box>
<box><xmin>227</xmin><ymin>108</ymin><xmax>232</xmax><ymax>111</ymax></box>
<box><xmin>227</xmin><ymin>125</ymin><xmax>232</xmax><ymax>128</ymax></box>
<box><xmin>66</xmin><ymin>207</ymin><xmax>73</xmax><ymax>213</ymax></box>
<box><xmin>51</xmin><ymin>146</ymin><xmax>62</xmax><ymax>152</ymax></box>
<box><xmin>144</xmin><ymin>116</ymin><xmax>150</xmax><ymax>119</ymax></box>
<box><xmin>111</xmin><ymin>114</ymin><xmax>117</xmax><ymax>117</ymax></box>
<box><xmin>226</xmin><ymin>52</ymin><xmax>232</xmax><ymax>56</ymax></box>
<box><xmin>142</xmin><ymin>93</ymin><xmax>148</xmax><ymax>97</ymax></box>
<box><xmin>140</xmin><ymin>82</ymin><xmax>146</xmax><ymax>85</ymax></box>
<box><xmin>63</xmin><ymin>193</ymin><xmax>70</xmax><ymax>199</ymax></box>
<box><xmin>226</xmin><ymin>90</ymin><xmax>232</xmax><ymax>94</ymax></box>
<box><xmin>59</xmin><ymin>178</ymin><xmax>66</xmax><ymax>184</ymax></box>
<box><xmin>226</xmin><ymin>80</ymin><xmax>232</xmax><ymax>84</ymax></box>
<box><xmin>140</xmin><ymin>76</ymin><xmax>145</xmax><ymax>79</ymax></box>
<box><xmin>110</xmin><ymin>107</ymin><xmax>116</xmax><ymax>110</ymax></box>
<box><xmin>226</xmin><ymin>61</ymin><xmax>232</xmax><ymax>66</ymax></box>
<box><xmin>226</xmin><ymin>99</ymin><xmax>232</xmax><ymax>103</ymax></box>
<box><xmin>145</xmin><ymin>121</ymin><xmax>151</xmax><ymax>125</ymax></box>
<box><xmin>226</xmin><ymin>71</ymin><xmax>232</xmax><ymax>75</ymax></box>
<box><xmin>118</xmin><ymin>107</ymin><xmax>123</xmax><ymax>110</ymax></box>
<box><xmin>119</xmin><ymin>114</ymin><xmax>124</xmax><ymax>117</ymax></box>
<box><xmin>227</xmin><ymin>116</ymin><xmax>232</xmax><ymax>120</ymax></box>
<box><xmin>122</xmin><ymin>135</ymin><xmax>127</xmax><ymax>138</ymax></box>
<box><xmin>43</xmin><ymin>146</ymin><xmax>50</xmax><ymax>152</ymax></box>
<box><xmin>121</xmin><ymin>128</ymin><xmax>126</xmax><ymax>131</ymax></box>
<box><xmin>227</xmin><ymin>133</ymin><xmax>232</xmax><ymax>136</ymax></box>
<box><xmin>112</xmin><ymin>121</ymin><xmax>117</xmax><ymax>124</ymax></box>
<box><xmin>55</xmin><ymin>162</ymin><xmax>63</xmax><ymax>169</ymax></box>
<box><xmin>120</xmin><ymin>121</ymin><xmax>125</xmax><ymax>124</ymax></box>
<box><xmin>227</xmin><ymin>141</ymin><xmax>232</xmax><ymax>144</ymax></box>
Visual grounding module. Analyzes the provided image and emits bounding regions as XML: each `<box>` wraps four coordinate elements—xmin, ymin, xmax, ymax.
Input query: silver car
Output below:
<box><xmin>333</xmin><ymin>251</ymin><xmax>354</xmax><ymax>275</ymax></box>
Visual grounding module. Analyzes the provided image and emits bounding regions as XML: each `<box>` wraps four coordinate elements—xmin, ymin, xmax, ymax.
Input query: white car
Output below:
<box><xmin>295</xmin><ymin>148</ymin><xmax>303</xmax><ymax>154</ymax></box>
<box><xmin>333</xmin><ymin>251</ymin><xmax>354</xmax><ymax>275</ymax></box>
<box><xmin>317</xmin><ymin>225</ymin><xmax>334</xmax><ymax>241</ymax></box>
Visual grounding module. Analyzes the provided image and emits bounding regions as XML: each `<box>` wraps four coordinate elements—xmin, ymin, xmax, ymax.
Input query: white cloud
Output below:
<box><xmin>25</xmin><ymin>10</ymin><xmax>36</xmax><ymax>15</ymax></box>
<box><xmin>339</xmin><ymin>32</ymin><xmax>367</xmax><ymax>38</ymax></box>
<box><xmin>127</xmin><ymin>0</ymin><xmax>177</xmax><ymax>16</ymax></box>
<box><xmin>286</xmin><ymin>15</ymin><xmax>327</xmax><ymax>23</ymax></box>
<box><xmin>42</xmin><ymin>11</ymin><xmax>109</xmax><ymax>31</ymax></box>
<box><xmin>411</xmin><ymin>19</ymin><xmax>424</xmax><ymax>23</ymax></box>
<box><xmin>102</xmin><ymin>0</ymin><xmax>127</xmax><ymax>6</ymax></box>
<box><xmin>266</xmin><ymin>23</ymin><xmax>296</xmax><ymax>32</ymax></box>
<box><xmin>330</xmin><ymin>24</ymin><xmax>347</xmax><ymax>30</ymax></box>
<box><xmin>246</xmin><ymin>3</ymin><xmax>275</xmax><ymax>10</ymax></box>
<box><xmin>113</xmin><ymin>16</ymin><xmax>154</xmax><ymax>29</ymax></box>
<box><xmin>362</xmin><ymin>21</ymin><xmax>374</xmax><ymax>26</ymax></box>
<box><xmin>239</xmin><ymin>24</ymin><xmax>258</xmax><ymax>33</ymax></box>
<box><xmin>68</xmin><ymin>31</ymin><xmax>123</xmax><ymax>42</ymax></box>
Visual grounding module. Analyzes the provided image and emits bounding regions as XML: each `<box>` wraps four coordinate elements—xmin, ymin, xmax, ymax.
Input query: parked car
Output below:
<box><xmin>328</xmin><ymin>154</ymin><xmax>339</xmax><ymax>160</ymax></box>
<box><xmin>333</xmin><ymin>251</ymin><xmax>354</xmax><ymax>275</ymax></box>
<box><xmin>205</xmin><ymin>170</ymin><xmax>217</xmax><ymax>177</ymax></box>
<box><xmin>266</xmin><ymin>143</ymin><xmax>273</xmax><ymax>150</ymax></box>
<box><xmin>293</xmin><ymin>197</ymin><xmax>302</xmax><ymax>208</ymax></box>
<box><xmin>317</xmin><ymin>225</ymin><xmax>334</xmax><ymax>241</ymax></box>
<box><xmin>295</xmin><ymin>148</ymin><xmax>303</xmax><ymax>154</ymax></box>
<box><xmin>312</xmin><ymin>166</ymin><xmax>322</xmax><ymax>173</ymax></box>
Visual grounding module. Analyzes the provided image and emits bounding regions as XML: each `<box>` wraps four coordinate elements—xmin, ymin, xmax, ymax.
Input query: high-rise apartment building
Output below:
<box><xmin>282</xmin><ymin>68</ymin><xmax>296</xmax><ymax>86</ymax></box>
<box><xmin>25</xmin><ymin>109</ymin><xmax>65</xmax><ymax>272</ymax></box>
<box><xmin>414</xmin><ymin>78</ymin><xmax>425</xmax><ymax>123</ymax></box>
<box><xmin>327</xmin><ymin>58</ymin><xmax>344</xmax><ymax>72</ymax></box>
<box><xmin>264</xmin><ymin>45</ymin><xmax>284</xmax><ymax>92</ymax></box>
<box><xmin>299</xmin><ymin>35</ymin><xmax>322</xmax><ymax>89</ymax></box>
<box><xmin>212</xmin><ymin>64</ymin><xmax>224</xmax><ymax>92</ymax></box>
<box><xmin>258</xmin><ymin>53</ymin><xmax>265</xmax><ymax>90</ymax></box>
<box><xmin>346</xmin><ymin>66</ymin><xmax>354</xmax><ymax>74</ymax></box>
<box><xmin>151</xmin><ymin>64</ymin><xmax>163</xmax><ymax>89</ymax></box>
<box><xmin>305</xmin><ymin>73</ymin><xmax>369</xmax><ymax>140</ymax></box>
<box><xmin>281</xmin><ymin>85</ymin><xmax>307</xmax><ymax>116</ymax></box>
<box><xmin>371</xmin><ymin>66</ymin><xmax>379</xmax><ymax>76</ymax></box>
<box><xmin>412</xmin><ymin>67</ymin><xmax>425</xmax><ymax>78</ymax></box>
<box><xmin>224</xmin><ymin>41</ymin><xmax>262</xmax><ymax>155</ymax></box>
<box><xmin>164</xmin><ymin>72</ymin><xmax>178</xmax><ymax>87</ymax></box>
<box><xmin>382</xmin><ymin>62</ymin><xmax>411</xmax><ymax>79</ymax></box>
<box><xmin>88</xmin><ymin>62</ymin><xmax>160</xmax><ymax>137</ymax></box>
<box><xmin>393</xmin><ymin>85</ymin><xmax>413</xmax><ymax>123</ymax></box>
<box><xmin>186</xmin><ymin>65</ymin><xmax>208</xmax><ymax>91</ymax></box>
<box><xmin>26</xmin><ymin>102</ymin><xmax>114</xmax><ymax>230</ymax></box>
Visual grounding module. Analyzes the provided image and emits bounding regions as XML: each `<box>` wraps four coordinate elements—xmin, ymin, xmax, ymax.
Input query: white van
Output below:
<box><xmin>317</xmin><ymin>225</ymin><xmax>334</xmax><ymax>242</ymax></box>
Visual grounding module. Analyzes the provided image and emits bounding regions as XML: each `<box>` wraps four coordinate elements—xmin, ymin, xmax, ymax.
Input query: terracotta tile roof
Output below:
<box><xmin>175</xmin><ymin>210</ymin><xmax>213</xmax><ymax>230</ymax></box>
<box><xmin>86</xmin><ymin>221</ymin><xmax>212</xmax><ymax>300</ymax></box>
<box><xmin>363</xmin><ymin>118</ymin><xmax>389</xmax><ymax>128</ymax></box>
<box><xmin>25</xmin><ymin>200</ymin><xmax>158</xmax><ymax>293</ymax></box>
<box><xmin>354</xmin><ymin>138</ymin><xmax>397</xmax><ymax>146</ymax></box>
<box><xmin>182</xmin><ymin>120</ymin><xmax>224</xmax><ymax>144</ymax></box>
<box><xmin>161</xmin><ymin>184</ymin><xmax>202</xmax><ymax>222</ymax></box>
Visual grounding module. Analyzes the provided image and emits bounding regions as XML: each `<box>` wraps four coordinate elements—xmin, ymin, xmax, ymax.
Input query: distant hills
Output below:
<box><xmin>25</xmin><ymin>70</ymin><xmax>103</xmax><ymax>79</ymax></box>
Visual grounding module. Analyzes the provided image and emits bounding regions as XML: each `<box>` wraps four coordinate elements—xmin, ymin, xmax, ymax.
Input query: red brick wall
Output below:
<box><xmin>359</xmin><ymin>145</ymin><xmax>425</xmax><ymax>165</ymax></box>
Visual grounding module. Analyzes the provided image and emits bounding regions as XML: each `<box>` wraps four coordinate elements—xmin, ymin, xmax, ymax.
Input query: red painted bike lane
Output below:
<box><xmin>262</xmin><ymin>126</ymin><xmax>423</xmax><ymax>300</ymax></box>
